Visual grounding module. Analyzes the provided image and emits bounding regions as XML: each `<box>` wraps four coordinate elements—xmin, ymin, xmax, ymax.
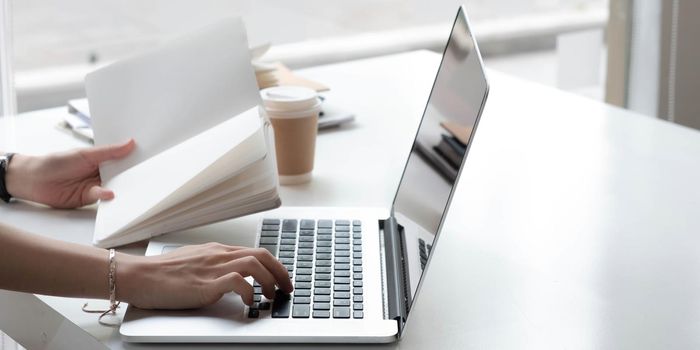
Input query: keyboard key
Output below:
<box><xmin>248</xmin><ymin>308</ymin><xmax>260</xmax><ymax>318</ymax></box>
<box><xmin>334</xmin><ymin>277</ymin><xmax>350</xmax><ymax>284</ymax></box>
<box><xmin>335</xmin><ymin>232</ymin><xmax>350</xmax><ymax>238</ymax></box>
<box><xmin>279</xmin><ymin>258</ymin><xmax>294</xmax><ymax>265</ymax></box>
<box><xmin>316</xmin><ymin>253</ymin><xmax>332</xmax><ymax>260</ymax></box>
<box><xmin>314</xmin><ymin>281</ymin><xmax>331</xmax><ymax>288</ymax></box>
<box><xmin>299</xmin><ymin>230</ymin><xmax>315</xmax><ymax>236</ymax></box>
<box><xmin>288</xmin><ymin>271</ymin><xmax>294</xmax><ymax>279</ymax></box>
<box><xmin>335</xmin><ymin>257</ymin><xmax>350</xmax><ymax>264</ymax></box>
<box><xmin>279</xmin><ymin>245</ymin><xmax>296</xmax><ymax>251</ymax></box>
<box><xmin>335</xmin><ymin>226</ymin><xmax>350</xmax><ymax>232</ymax></box>
<box><xmin>299</xmin><ymin>242</ymin><xmax>314</xmax><ymax>248</ymax></box>
<box><xmin>334</xmin><ymin>292</ymin><xmax>350</xmax><ymax>299</ymax></box>
<box><xmin>353</xmin><ymin>311</ymin><xmax>364</xmax><ymax>319</ymax></box>
<box><xmin>263</xmin><ymin>218</ymin><xmax>281</xmax><ymax>225</ymax></box>
<box><xmin>335</xmin><ymin>238</ymin><xmax>350</xmax><ymax>244</ymax></box>
<box><xmin>353</xmin><ymin>245</ymin><xmax>362</xmax><ymax>252</ymax></box>
<box><xmin>335</xmin><ymin>251</ymin><xmax>350</xmax><ymax>257</ymax></box>
<box><xmin>353</xmin><ymin>288</ymin><xmax>364</xmax><ymax>295</ymax></box>
<box><xmin>353</xmin><ymin>226</ymin><xmax>362</xmax><ymax>233</ymax></box>
<box><xmin>334</xmin><ymin>299</ymin><xmax>350</xmax><ymax>307</ymax></box>
<box><xmin>293</xmin><ymin>304</ymin><xmax>310</xmax><ymax>318</ymax></box>
<box><xmin>314</xmin><ymin>288</ymin><xmax>331</xmax><ymax>295</ymax></box>
<box><xmin>335</xmin><ymin>270</ymin><xmax>351</xmax><ymax>277</ymax></box>
<box><xmin>296</xmin><ymin>275</ymin><xmax>311</xmax><ymax>282</ymax></box>
<box><xmin>317</xmin><ymin>247</ymin><xmax>332</xmax><ymax>253</ymax></box>
<box><xmin>317</xmin><ymin>235</ymin><xmax>332</xmax><ymax>241</ymax></box>
<box><xmin>254</xmin><ymin>286</ymin><xmax>262</xmax><ymax>294</ymax></box>
<box><xmin>353</xmin><ymin>252</ymin><xmax>363</xmax><ymax>259</ymax></box>
<box><xmin>315</xmin><ymin>274</ymin><xmax>331</xmax><ymax>281</ymax></box>
<box><xmin>315</xmin><ymin>267</ymin><xmax>331</xmax><ymax>273</ymax></box>
<box><xmin>353</xmin><ymin>266</ymin><xmax>363</xmax><ymax>272</ymax></box>
<box><xmin>353</xmin><ymin>259</ymin><xmax>362</xmax><ymax>266</ymax></box>
<box><xmin>271</xmin><ymin>290</ymin><xmax>291</xmax><ymax>318</ymax></box>
<box><xmin>298</xmin><ymin>248</ymin><xmax>314</xmax><ymax>255</ymax></box>
<box><xmin>353</xmin><ymin>303</ymin><xmax>363</xmax><ymax>310</ymax></box>
<box><xmin>297</xmin><ymin>255</ymin><xmax>312</xmax><ymax>261</ymax></box>
<box><xmin>259</xmin><ymin>245</ymin><xmax>278</xmax><ymax>256</ymax></box>
<box><xmin>299</xmin><ymin>236</ymin><xmax>314</xmax><ymax>242</ymax></box>
<box><xmin>254</xmin><ymin>295</ymin><xmax>262</xmax><ymax>302</ymax></box>
<box><xmin>353</xmin><ymin>239</ymin><xmax>362</xmax><ymax>245</ymax></box>
<box><xmin>300</xmin><ymin>219</ymin><xmax>315</xmax><ymax>230</ymax></box>
<box><xmin>333</xmin><ymin>307</ymin><xmax>351</xmax><ymax>318</ymax></box>
<box><xmin>313</xmin><ymin>310</ymin><xmax>330</xmax><ymax>318</ymax></box>
<box><xmin>316</xmin><ymin>260</ymin><xmax>331</xmax><ymax>267</ymax></box>
<box><xmin>317</xmin><ymin>228</ymin><xmax>332</xmax><ymax>235</ymax></box>
<box><xmin>317</xmin><ymin>220</ymin><xmax>333</xmax><ymax>228</ymax></box>
<box><xmin>261</xmin><ymin>231</ymin><xmax>279</xmax><ymax>238</ymax></box>
<box><xmin>335</xmin><ymin>244</ymin><xmax>350</xmax><ymax>251</ymax></box>
<box><xmin>293</xmin><ymin>297</ymin><xmax>310</xmax><ymax>304</ymax></box>
<box><xmin>297</xmin><ymin>261</ymin><xmax>313</xmax><ymax>268</ymax></box>
<box><xmin>295</xmin><ymin>282</ymin><xmax>311</xmax><ymax>289</ymax></box>
<box><xmin>352</xmin><ymin>220</ymin><xmax>361</xmax><ymax>226</ymax></box>
<box><xmin>258</xmin><ymin>302</ymin><xmax>271</xmax><ymax>310</ymax></box>
<box><xmin>335</xmin><ymin>220</ymin><xmax>350</xmax><ymax>226</ymax></box>
<box><xmin>281</xmin><ymin>232</ymin><xmax>297</xmax><ymax>239</ymax></box>
<box><xmin>314</xmin><ymin>295</ymin><xmax>331</xmax><ymax>302</ymax></box>
<box><xmin>297</xmin><ymin>268</ymin><xmax>312</xmax><ymax>275</ymax></box>
<box><xmin>313</xmin><ymin>303</ymin><xmax>331</xmax><ymax>310</ymax></box>
<box><xmin>334</xmin><ymin>285</ymin><xmax>350</xmax><ymax>292</ymax></box>
<box><xmin>353</xmin><ymin>280</ymin><xmax>363</xmax><ymax>287</ymax></box>
<box><xmin>282</xmin><ymin>219</ymin><xmax>298</xmax><ymax>232</ymax></box>
<box><xmin>284</xmin><ymin>265</ymin><xmax>294</xmax><ymax>271</ymax></box>
<box><xmin>354</xmin><ymin>273</ymin><xmax>363</xmax><ymax>280</ymax></box>
<box><xmin>295</xmin><ymin>290</ymin><xmax>311</xmax><ymax>297</ymax></box>
<box><xmin>317</xmin><ymin>241</ymin><xmax>332</xmax><ymax>247</ymax></box>
<box><xmin>280</xmin><ymin>239</ymin><xmax>297</xmax><ymax>245</ymax></box>
<box><xmin>336</xmin><ymin>264</ymin><xmax>350</xmax><ymax>270</ymax></box>
<box><xmin>262</xmin><ymin>224</ymin><xmax>280</xmax><ymax>231</ymax></box>
<box><xmin>353</xmin><ymin>232</ymin><xmax>362</xmax><ymax>239</ymax></box>
<box><xmin>353</xmin><ymin>295</ymin><xmax>363</xmax><ymax>303</ymax></box>
<box><xmin>279</xmin><ymin>251</ymin><xmax>295</xmax><ymax>258</ymax></box>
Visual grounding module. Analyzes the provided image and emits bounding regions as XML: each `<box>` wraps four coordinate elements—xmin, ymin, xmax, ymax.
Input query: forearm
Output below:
<box><xmin>0</xmin><ymin>222</ymin><xmax>136</xmax><ymax>300</ymax></box>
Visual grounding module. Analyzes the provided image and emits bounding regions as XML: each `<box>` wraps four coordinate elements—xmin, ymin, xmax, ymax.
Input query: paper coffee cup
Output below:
<box><xmin>261</xmin><ymin>86</ymin><xmax>322</xmax><ymax>185</ymax></box>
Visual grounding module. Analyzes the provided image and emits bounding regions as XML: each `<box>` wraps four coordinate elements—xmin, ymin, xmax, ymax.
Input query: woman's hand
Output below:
<box><xmin>117</xmin><ymin>243</ymin><xmax>293</xmax><ymax>310</ymax></box>
<box><xmin>5</xmin><ymin>139</ymin><xmax>135</xmax><ymax>209</ymax></box>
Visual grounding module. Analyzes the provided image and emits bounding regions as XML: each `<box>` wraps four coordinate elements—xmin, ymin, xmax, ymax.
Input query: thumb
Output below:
<box><xmin>84</xmin><ymin>185</ymin><xmax>115</xmax><ymax>204</ymax></box>
<box><xmin>81</xmin><ymin>139</ymin><xmax>135</xmax><ymax>164</ymax></box>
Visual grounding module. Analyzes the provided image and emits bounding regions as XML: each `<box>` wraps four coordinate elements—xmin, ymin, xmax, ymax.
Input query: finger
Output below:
<box><xmin>84</xmin><ymin>185</ymin><xmax>115</xmax><ymax>204</ymax></box>
<box><xmin>226</xmin><ymin>256</ymin><xmax>278</xmax><ymax>300</ymax></box>
<box><xmin>249</xmin><ymin>248</ymin><xmax>294</xmax><ymax>293</ymax></box>
<box><xmin>214</xmin><ymin>272</ymin><xmax>253</xmax><ymax>306</ymax></box>
<box><xmin>226</xmin><ymin>248</ymin><xmax>293</xmax><ymax>293</ymax></box>
<box><xmin>81</xmin><ymin>139</ymin><xmax>135</xmax><ymax>164</ymax></box>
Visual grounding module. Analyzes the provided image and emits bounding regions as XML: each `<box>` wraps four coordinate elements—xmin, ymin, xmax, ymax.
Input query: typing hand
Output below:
<box><xmin>117</xmin><ymin>243</ymin><xmax>294</xmax><ymax>309</ymax></box>
<box><xmin>5</xmin><ymin>139</ymin><xmax>135</xmax><ymax>209</ymax></box>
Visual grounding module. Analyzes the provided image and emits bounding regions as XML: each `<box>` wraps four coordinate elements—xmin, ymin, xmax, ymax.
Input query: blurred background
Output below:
<box><xmin>2</xmin><ymin>0</ymin><xmax>700</xmax><ymax>129</ymax></box>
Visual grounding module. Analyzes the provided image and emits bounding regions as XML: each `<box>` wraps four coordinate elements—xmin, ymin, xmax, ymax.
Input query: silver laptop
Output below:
<box><xmin>120</xmin><ymin>5</ymin><xmax>489</xmax><ymax>343</ymax></box>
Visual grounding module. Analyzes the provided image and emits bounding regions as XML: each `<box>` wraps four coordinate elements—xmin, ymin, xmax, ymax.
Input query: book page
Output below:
<box><xmin>86</xmin><ymin>17</ymin><xmax>260</xmax><ymax>182</ymax></box>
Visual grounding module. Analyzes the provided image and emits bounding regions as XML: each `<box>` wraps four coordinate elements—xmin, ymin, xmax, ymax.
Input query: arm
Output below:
<box><xmin>0</xmin><ymin>222</ymin><xmax>293</xmax><ymax>309</ymax></box>
<box><xmin>0</xmin><ymin>142</ymin><xmax>293</xmax><ymax>309</ymax></box>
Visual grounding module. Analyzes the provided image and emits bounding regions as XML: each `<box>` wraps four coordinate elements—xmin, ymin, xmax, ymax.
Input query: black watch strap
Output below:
<box><xmin>0</xmin><ymin>153</ymin><xmax>16</xmax><ymax>203</ymax></box>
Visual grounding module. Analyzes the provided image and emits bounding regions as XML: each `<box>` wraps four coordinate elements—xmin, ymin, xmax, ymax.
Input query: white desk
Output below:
<box><xmin>2</xmin><ymin>50</ymin><xmax>700</xmax><ymax>349</ymax></box>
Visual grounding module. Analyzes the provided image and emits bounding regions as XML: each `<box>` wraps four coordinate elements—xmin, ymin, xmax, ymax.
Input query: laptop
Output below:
<box><xmin>120</xmin><ymin>5</ymin><xmax>489</xmax><ymax>343</ymax></box>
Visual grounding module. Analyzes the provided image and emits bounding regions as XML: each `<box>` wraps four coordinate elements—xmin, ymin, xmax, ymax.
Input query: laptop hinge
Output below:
<box><xmin>382</xmin><ymin>215</ymin><xmax>410</xmax><ymax>335</ymax></box>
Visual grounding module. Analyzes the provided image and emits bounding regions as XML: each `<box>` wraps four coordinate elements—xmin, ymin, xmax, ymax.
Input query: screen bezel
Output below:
<box><xmin>391</xmin><ymin>5</ymin><xmax>490</xmax><ymax>330</ymax></box>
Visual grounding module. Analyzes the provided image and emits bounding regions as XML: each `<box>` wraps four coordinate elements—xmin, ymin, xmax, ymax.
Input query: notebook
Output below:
<box><xmin>85</xmin><ymin>18</ymin><xmax>280</xmax><ymax>248</ymax></box>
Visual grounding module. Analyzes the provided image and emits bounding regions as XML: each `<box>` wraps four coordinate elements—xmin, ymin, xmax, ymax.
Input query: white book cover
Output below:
<box><xmin>85</xmin><ymin>18</ymin><xmax>280</xmax><ymax>248</ymax></box>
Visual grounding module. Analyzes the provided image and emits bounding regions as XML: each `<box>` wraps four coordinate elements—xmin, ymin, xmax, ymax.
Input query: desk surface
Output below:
<box><xmin>2</xmin><ymin>51</ymin><xmax>700</xmax><ymax>349</ymax></box>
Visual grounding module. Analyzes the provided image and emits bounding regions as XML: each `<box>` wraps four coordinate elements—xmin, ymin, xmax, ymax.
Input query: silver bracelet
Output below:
<box><xmin>82</xmin><ymin>248</ymin><xmax>121</xmax><ymax>326</ymax></box>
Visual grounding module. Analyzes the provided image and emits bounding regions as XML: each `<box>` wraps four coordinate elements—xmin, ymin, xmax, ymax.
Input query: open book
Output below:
<box><xmin>85</xmin><ymin>18</ymin><xmax>280</xmax><ymax>248</ymax></box>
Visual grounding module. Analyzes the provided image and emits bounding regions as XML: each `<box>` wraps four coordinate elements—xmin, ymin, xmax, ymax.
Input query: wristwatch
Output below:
<box><xmin>0</xmin><ymin>153</ymin><xmax>16</xmax><ymax>203</ymax></box>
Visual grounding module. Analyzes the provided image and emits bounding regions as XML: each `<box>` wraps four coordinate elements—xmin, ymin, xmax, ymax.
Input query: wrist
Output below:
<box><xmin>5</xmin><ymin>154</ymin><xmax>38</xmax><ymax>202</ymax></box>
<box><xmin>114</xmin><ymin>252</ymin><xmax>149</xmax><ymax>304</ymax></box>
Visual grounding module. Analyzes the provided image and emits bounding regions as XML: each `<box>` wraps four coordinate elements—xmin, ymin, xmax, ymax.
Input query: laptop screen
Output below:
<box><xmin>392</xmin><ymin>7</ymin><xmax>488</xmax><ymax>309</ymax></box>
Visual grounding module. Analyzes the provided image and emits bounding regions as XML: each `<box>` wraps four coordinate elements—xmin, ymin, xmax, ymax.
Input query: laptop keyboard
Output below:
<box><xmin>248</xmin><ymin>218</ymin><xmax>364</xmax><ymax>319</ymax></box>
